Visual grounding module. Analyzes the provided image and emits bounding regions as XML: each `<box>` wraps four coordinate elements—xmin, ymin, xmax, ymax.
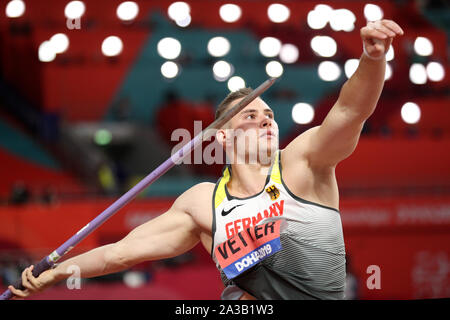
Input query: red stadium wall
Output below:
<box><xmin>336</xmin><ymin>137</ymin><xmax>450</xmax><ymax>190</ymax></box>
<box><xmin>0</xmin><ymin>148</ymin><xmax>84</xmax><ymax>197</ymax></box>
<box><xmin>1</xmin><ymin>195</ymin><xmax>449</xmax><ymax>299</ymax></box>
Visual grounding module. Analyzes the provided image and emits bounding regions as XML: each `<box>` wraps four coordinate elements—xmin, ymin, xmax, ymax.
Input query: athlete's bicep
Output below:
<box><xmin>285</xmin><ymin>104</ymin><xmax>364</xmax><ymax>169</ymax></box>
<box><xmin>111</xmin><ymin>196</ymin><xmax>201</xmax><ymax>266</ymax></box>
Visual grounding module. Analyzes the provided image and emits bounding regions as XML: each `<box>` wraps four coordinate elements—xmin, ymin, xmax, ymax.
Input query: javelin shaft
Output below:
<box><xmin>0</xmin><ymin>77</ymin><xmax>276</xmax><ymax>300</ymax></box>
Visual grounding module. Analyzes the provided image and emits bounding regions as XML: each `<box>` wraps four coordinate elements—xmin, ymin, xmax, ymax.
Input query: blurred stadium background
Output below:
<box><xmin>0</xmin><ymin>0</ymin><xmax>449</xmax><ymax>299</ymax></box>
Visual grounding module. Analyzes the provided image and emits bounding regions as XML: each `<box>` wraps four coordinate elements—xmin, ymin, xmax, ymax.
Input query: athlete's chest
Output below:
<box><xmin>216</xmin><ymin>182</ymin><xmax>287</xmax><ymax>239</ymax></box>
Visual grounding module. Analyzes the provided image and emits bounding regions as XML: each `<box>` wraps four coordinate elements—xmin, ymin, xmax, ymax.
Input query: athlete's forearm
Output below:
<box><xmin>336</xmin><ymin>53</ymin><xmax>386</xmax><ymax>120</ymax></box>
<box><xmin>51</xmin><ymin>243</ymin><xmax>128</xmax><ymax>283</ymax></box>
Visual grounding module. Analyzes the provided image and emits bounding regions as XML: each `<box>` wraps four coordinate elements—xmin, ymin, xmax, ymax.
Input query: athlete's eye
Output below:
<box><xmin>246</xmin><ymin>114</ymin><xmax>256</xmax><ymax>120</ymax></box>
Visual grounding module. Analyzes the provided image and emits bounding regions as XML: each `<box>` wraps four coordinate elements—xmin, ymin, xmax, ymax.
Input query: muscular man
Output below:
<box><xmin>9</xmin><ymin>20</ymin><xmax>403</xmax><ymax>300</ymax></box>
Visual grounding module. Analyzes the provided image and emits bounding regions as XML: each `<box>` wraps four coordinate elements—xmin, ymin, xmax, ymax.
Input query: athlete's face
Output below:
<box><xmin>220</xmin><ymin>97</ymin><xmax>279</xmax><ymax>164</ymax></box>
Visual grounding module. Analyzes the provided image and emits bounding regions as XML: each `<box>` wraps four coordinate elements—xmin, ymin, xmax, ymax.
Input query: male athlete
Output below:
<box><xmin>9</xmin><ymin>20</ymin><xmax>403</xmax><ymax>300</ymax></box>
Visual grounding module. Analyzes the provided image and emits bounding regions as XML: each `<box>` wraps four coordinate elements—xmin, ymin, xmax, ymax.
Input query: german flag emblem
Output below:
<box><xmin>266</xmin><ymin>185</ymin><xmax>280</xmax><ymax>201</ymax></box>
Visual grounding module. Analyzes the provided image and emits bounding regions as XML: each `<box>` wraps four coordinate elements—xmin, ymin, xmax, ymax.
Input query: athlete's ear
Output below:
<box><xmin>216</xmin><ymin>129</ymin><xmax>227</xmax><ymax>147</ymax></box>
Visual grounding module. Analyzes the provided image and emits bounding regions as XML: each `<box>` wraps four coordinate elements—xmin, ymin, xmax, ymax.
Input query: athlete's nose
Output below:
<box><xmin>260</xmin><ymin>116</ymin><xmax>272</xmax><ymax>128</ymax></box>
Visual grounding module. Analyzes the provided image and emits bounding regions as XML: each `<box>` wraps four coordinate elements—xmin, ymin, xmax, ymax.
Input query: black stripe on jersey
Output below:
<box><xmin>210</xmin><ymin>175</ymin><xmax>222</xmax><ymax>258</ymax></box>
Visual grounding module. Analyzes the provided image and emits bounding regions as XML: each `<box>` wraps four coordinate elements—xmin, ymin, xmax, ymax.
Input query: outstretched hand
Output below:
<box><xmin>8</xmin><ymin>265</ymin><xmax>56</xmax><ymax>299</ymax></box>
<box><xmin>360</xmin><ymin>20</ymin><xmax>404</xmax><ymax>60</ymax></box>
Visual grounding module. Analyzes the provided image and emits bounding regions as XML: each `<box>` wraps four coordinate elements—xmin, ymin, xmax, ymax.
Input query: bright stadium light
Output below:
<box><xmin>344</xmin><ymin>59</ymin><xmax>359</xmax><ymax>78</ymax></box>
<box><xmin>307</xmin><ymin>9</ymin><xmax>326</xmax><ymax>30</ymax></box>
<box><xmin>414</xmin><ymin>37</ymin><xmax>433</xmax><ymax>56</ymax></box>
<box><xmin>157</xmin><ymin>37</ymin><xmax>181</xmax><ymax>60</ymax></box>
<box><xmin>426</xmin><ymin>62</ymin><xmax>445</xmax><ymax>82</ymax></box>
<box><xmin>227</xmin><ymin>76</ymin><xmax>245</xmax><ymax>91</ymax></box>
<box><xmin>318</xmin><ymin>61</ymin><xmax>341</xmax><ymax>81</ymax></box>
<box><xmin>50</xmin><ymin>33</ymin><xmax>69</xmax><ymax>54</ymax></box>
<box><xmin>385</xmin><ymin>62</ymin><xmax>392</xmax><ymax>80</ymax></box>
<box><xmin>6</xmin><ymin>0</ymin><xmax>25</xmax><ymax>18</ymax></box>
<box><xmin>409</xmin><ymin>63</ymin><xmax>427</xmax><ymax>84</ymax></box>
<box><xmin>101</xmin><ymin>36</ymin><xmax>123</xmax><ymax>57</ymax></box>
<box><xmin>292</xmin><ymin>103</ymin><xmax>315</xmax><ymax>124</ymax></box>
<box><xmin>207</xmin><ymin>37</ymin><xmax>231</xmax><ymax>57</ymax></box>
<box><xmin>279</xmin><ymin>43</ymin><xmax>299</xmax><ymax>64</ymax></box>
<box><xmin>401</xmin><ymin>102</ymin><xmax>421</xmax><ymax>124</ymax></box>
<box><xmin>213</xmin><ymin>60</ymin><xmax>233</xmax><ymax>81</ymax></box>
<box><xmin>265</xmin><ymin>61</ymin><xmax>283</xmax><ymax>78</ymax></box>
<box><xmin>117</xmin><ymin>1</ymin><xmax>139</xmax><ymax>21</ymax></box>
<box><xmin>38</xmin><ymin>41</ymin><xmax>56</xmax><ymax>62</ymax></box>
<box><xmin>219</xmin><ymin>4</ymin><xmax>242</xmax><ymax>23</ymax></box>
<box><xmin>329</xmin><ymin>9</ymin><xmax>356</xmax><ymax>32</ymax></box>
<box><xmin>364</xmin><ymin>4</ymin><xmax>383</xmax><ymax>21</ymax></box>
<box><xmin>311</xmin><ymin>36</ymin><xmax>337</xmax><ymax>57</ymax></box>
<box><xmin>161</xmin><ymin>61</ymin><xmax>179</xmax><ymax>79</ymax></box>
<box><xmin>175</xmin><ymin>14</ymin><xmax>191</xmax><ymax>27</ymax></box>
<box><xmin>267</xmin><ymin>3</ymin><xmax>290</xmax><ymax>23</ymax></box>
<box><xmin>65</xmin><ymin>1</ymin><xmax>86</xmax><ymax>19</ymax></box>
<box><xmin>315</xmin><ymin>4</ymin><xmax>333</xmax><ymax>16</ymax></box>
<box><xmin>307</xmin><ymin>4</ymin><xmax>332</xmax><ymax>29</ymax></box>
<box><xmin>386</xmin><ymin>45</ymin><xmax>394</xmax><ymax>61</ymax></box>
<box><xmin>259</xmin><ymin>37</ymin><xmax>282</xmax><ymax>58</ymax></box>
<box><xmin>123</xmin><ymin>271</ymin><xmax>146</xmax><ymax>288</ymax></box>
<box><xmin>168</xmin><ymin>2</ymin><xmax>190</xmax><ymax>22</ymax></box>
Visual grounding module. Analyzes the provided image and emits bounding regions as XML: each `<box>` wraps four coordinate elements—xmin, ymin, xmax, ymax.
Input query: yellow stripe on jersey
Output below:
<box><xmin>270</xmin><ymin>150</ymin><xmax>282</xmax><ymax>184</ymax></box>
<box><xmin>215</xmin><ymin>166</ymin><xmax>231</xmax><ymax>209</ymax></box>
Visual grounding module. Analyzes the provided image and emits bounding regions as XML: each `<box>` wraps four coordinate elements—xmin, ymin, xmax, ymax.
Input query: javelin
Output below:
<box><xmin>0</xmin><ymin>77</ymin><xmax>276</xmax><ymax>300</ymax></box>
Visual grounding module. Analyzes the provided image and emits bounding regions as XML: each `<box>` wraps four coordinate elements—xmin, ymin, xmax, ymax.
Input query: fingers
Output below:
<box><xmin>369</xmin><ymin>22</ymin><xmax>394</xmax><ymax>38</ymax></box>
<box><xmin>362</xmin><ymin>26</ymin><xmax>388</xmax><ymax>40</ymax></box>
<box><xmin>16</xmin><ymin>266</ymin><xmax>40</xmax><ymax>296</ymax></box>
<box><xmin>8</xmin><ymin>285</ymin><xmax>28</xmax><ymax>299</ymax></box>
<box><xmin>362</xmin><ymin>27</ymin><xmax>389</xmax><ymax>40</ymax></box>
<box><xmin>26</xmin><ymin>265</ymin><xmax>42</xmax><ymax>290</ymax></box>
<box><xmin>362</xmin><ymin>20</ymin><xmax>404</xmax><ymax>40</ymax></box>
<box><xmin>21</xmin><ymin>266</ymin><xmax>33</xmax><ymax>291</ymax></box>
<box><xmin>383</xmin><ymin>20</ymin><xmax>404</xmax><ymax>36</ymax></box>
<box><xmin>367</xmin><ymin>20</ymin><xmax>404</xmax><ymax>39</ymax></box>
<box><xmin>13</xmin><ymin>265</ymin><xmax>41</xmax><ymax>298</ymax></box>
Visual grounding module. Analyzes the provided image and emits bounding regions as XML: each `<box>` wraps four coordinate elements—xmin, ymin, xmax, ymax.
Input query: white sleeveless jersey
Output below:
<box><xmin>211</xmin><ymin>150</ymin><xmax>346</xmax><ymax>300</ymax></box>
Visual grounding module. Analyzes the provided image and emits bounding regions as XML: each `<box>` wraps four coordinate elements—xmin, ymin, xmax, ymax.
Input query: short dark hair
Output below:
<box><xmin>215</xmin><ymin>87</ymin><xmax>253</xmax><ymax>120</ymax></box>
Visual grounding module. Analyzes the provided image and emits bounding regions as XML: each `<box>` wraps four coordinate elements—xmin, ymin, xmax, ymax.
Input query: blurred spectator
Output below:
<box><xmin>155</xmin><ymin>90</ymin><xmax>189</xmax><ymax>143</ymax></box>
<box><xmin>112</xmin><ymin>96</ymin><xmax>131</xmax><ymax>122</ymax></box>
<box><xmin>98</xmin><ymin>163</ymin><xmax>118</xmax><ymax>196</ymax></box>
<box><xmin>155</xmin><ymin>90</ymin><xmax>215</xmax><ymax>145</ymax></box>
<box><xmin>9</xmin><ymin>181</ymin><xmax>30</xmax><ymax>205</ymax></box>
<box><xmin>155</xmin><ymin>90</ymin><xmax>221</xmax><ymax>176</ymax></box>
<box><xmin>40</xmin><ymin>185</ymin><xmax>57</xmax><ymax>205</ymax></box>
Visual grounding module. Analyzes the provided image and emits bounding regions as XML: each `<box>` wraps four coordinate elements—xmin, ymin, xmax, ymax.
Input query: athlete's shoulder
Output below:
<box><xmin>189</xmin><ymin>182</ymin><xmax>216</xmax><ymax>194</ymax></box>
<box><xmin>283</xmin><ymin>126</ymin><xmax>320</xmax><ymax>154</ymax></box>
<box><xmin>172</xmin><ymin>182</ymin><xmax>216</xmax><ymax>222</ymax></box>
<box><xmin>176</xmin><ymin>182</ymin><xmax>215</xmax><ymax>205</ymax></box>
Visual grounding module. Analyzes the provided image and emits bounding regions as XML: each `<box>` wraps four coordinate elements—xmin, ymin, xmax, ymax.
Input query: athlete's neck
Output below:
<box><xmin>227</xmin><ymin>154</ymin><xmax>275</xmax><ymax>198</ymax></box>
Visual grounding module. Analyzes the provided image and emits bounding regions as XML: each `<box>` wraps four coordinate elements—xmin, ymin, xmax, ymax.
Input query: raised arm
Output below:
<box><xmin>285</xmin><ymin>20</ymin><xmax>404</xmax><ymax>169</ymax></box>
<box><xmin>8</xmin><ymin>184</ymin><xmax>206</xmax><ymax>299</ymax></box>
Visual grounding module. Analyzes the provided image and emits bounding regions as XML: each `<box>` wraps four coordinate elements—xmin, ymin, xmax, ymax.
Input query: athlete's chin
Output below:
<box><xmin>258</xmin><ymin>144</ymin><xmax>279</xmax><ymax>164</ymax></box>
<box><xmin>260</xmin><ymin>140</ymin><xmax>279</xmax><ymax>153</ymax></box>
